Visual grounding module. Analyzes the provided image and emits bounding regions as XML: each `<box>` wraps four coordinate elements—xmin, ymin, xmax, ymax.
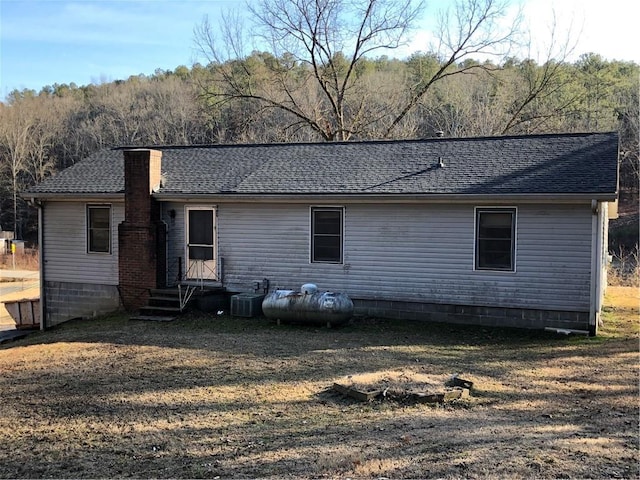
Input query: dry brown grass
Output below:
<box><xmin>0</xmin><ymin>249</ymin><xmax>39</xmax><ymax>271</ymax></box>
<box><xmin>0</xmin><ymin>288</ymin><xmax>638</xmax><ymax>479</ymax></box>
<box><xmin>608</xmin><ymin>245</ymin><xmax>640</xmax><ymax>287</ymax></box>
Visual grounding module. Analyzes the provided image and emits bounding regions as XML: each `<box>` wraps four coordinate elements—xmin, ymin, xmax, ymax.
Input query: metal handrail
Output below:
<box><xmin>177</xmin><ymin>284</ymin><xmax>196</xmax><ymax>311</ymax></box>
<box><xmin>165</xmin><ymin>257</ymin><xmax>219</xmax><ymax>311</ymax></box>
<box><xmin>185</xmin><ymin>259</ymin><xmax>218</xmax><ymax>288</ymax></box>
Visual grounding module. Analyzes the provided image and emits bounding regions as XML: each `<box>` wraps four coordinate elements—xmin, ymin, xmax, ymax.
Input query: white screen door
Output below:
<box><xmin>186</xmin><ymin>207</ymin><xmax>217</xmax><ymax>281</ymax></box>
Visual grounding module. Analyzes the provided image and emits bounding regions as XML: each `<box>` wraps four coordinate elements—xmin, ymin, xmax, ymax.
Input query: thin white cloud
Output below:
<box><xmin>2</xmin><ymin>0</ymin><xmax>213</xmax><ymax>47</ymax></box>
<box><xmin>518</xmin><ymin>0</ymin><xmax>638</xmax><ymax>63</ymax></box>
<box><xmin>398</xmin><ymin>0</ymin><xmax>638</xmax><ymax>64</ymax></box>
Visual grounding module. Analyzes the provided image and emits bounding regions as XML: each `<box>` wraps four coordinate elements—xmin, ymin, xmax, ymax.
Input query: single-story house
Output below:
<box><xmin>24</xmin><ymin>132</ymin><xmax>619</xmax><ymax>335</ymax></box>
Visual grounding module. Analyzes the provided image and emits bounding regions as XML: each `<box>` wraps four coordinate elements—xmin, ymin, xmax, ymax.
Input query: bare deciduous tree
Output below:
<box><xmin>386</xmin><ymin>0</ymin><xmax>521</xmax><ymax>136</ymax></box>
<box><xmin>195</xmin><ymin>0</ymin><xmax>523</xmax><ymax>140</ymax></box>
<box><xmin>0</xmin><ymin>101</ymin><xmax>32</xmax><ymax>234</ymax></box>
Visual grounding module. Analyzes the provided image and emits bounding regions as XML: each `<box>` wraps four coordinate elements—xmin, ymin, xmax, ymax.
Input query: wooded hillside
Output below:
<box><xmin>0</xmin><ymin>53</ymin><xmax>637</xmax><ymax>243</ymax></box>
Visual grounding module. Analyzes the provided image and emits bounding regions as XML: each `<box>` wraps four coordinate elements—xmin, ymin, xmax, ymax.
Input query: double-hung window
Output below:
<box><xmin>87</xmin><ymin>205</ymin><xmax>111</xmax><ymax>254</ymax></box>
<box><xmin>475</xmin><ymin>207</ymin><xmax>516</xmax><ymax>271</ymax></box>
<box><xmin>311</xmin><ymin>207</ymin><xmax>343</xmax><ymax>263</ymax></box>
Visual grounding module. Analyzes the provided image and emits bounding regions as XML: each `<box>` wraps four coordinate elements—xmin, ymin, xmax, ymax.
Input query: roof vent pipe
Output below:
<box><xmin>438</xmin><ymin>156</ymin><xmax>445</xmax><ymax>168</ymax></box>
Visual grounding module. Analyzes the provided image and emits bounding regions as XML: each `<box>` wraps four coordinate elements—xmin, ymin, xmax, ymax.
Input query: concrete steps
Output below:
<box><xmin>130</xmin><ymin>288</ymin><xmax>182</xmax><ymax>322</ymax></box>
<box><xmin>129</xmin><ymin>286</ymin><xmax>228</xmax><ymax>321</ymax></box>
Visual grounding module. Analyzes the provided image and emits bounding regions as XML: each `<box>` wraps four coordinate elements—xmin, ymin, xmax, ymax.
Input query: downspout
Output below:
<box><xmin>589</xmin><ymin>199</ymin><xmax>602</xmax><ymax>336</ymax></box>
<box><xmin>32</xmin><ymin>199</ymin><xmax>46</xmax><ymax>330</ymax></box>
<box><xmin>161</xmin><ymin>202</ymin><xmax>168</xmax><ymax>288</ymax></box>
<box><xmin>595</xmin><ymin>202</ymin><xmax>606</xmax><ymax>330</ymax></box>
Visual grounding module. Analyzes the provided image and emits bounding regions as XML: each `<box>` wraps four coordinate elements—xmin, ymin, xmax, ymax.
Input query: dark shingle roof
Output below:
<box><xmin>26</xmin><ymin>132</ymin><xmax>619</xmax><ymax>198</ymax></box>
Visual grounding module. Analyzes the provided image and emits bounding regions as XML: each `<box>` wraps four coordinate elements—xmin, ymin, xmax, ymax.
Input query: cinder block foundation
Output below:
<box><xmin>353</xmin><ymin>298</ymin><xmax>590</xmax><ymax>332</ymax></box>
<box><xmin>44</xmin><ymin>280</ymin><xmax>121</xmax><ymax>327</ymax></box>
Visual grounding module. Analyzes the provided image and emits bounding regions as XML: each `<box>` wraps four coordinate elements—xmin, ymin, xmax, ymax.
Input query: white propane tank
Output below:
<box><xmin>301</xmin><ymin>283</ymin><xmax>318</xmax><ymax>294</ymax></box>
<box><xmin>262</xmin><ymin>288</ymin><xmax>354</xmax><ymax>327</ymax></box>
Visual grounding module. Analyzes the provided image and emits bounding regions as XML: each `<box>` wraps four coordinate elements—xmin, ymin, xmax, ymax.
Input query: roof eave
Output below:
<box><xmin>152</xmin><ymin>192</ymin><xmax>618</xmax><ymax>204</ymax></box>
<box><xmin>23</xmin><ymin>192</ymin><xmax>125</xmax><ymax>202</ymax></box>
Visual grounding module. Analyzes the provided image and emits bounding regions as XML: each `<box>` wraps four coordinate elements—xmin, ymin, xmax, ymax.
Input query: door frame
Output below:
<box><xmin>184</xmin><ymin>205</ymin><xmax>218</xmax><ymax>281</ymax></box>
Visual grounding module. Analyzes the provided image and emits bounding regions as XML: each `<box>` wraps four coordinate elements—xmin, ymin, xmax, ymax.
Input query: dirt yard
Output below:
<box><xmin>0</xmin><ymin>287</ymin><xmax>637</xmax><ymax>479</ymax></box>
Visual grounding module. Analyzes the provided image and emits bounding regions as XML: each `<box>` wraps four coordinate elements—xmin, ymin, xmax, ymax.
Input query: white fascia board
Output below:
<box><xmin>152</xmin><ymin>192</ymin><xmax>617</xmax><ymax>204</ymax></box>
<box><xmin>25</xmin><ymin>193</ymin><xmax>125</xmax><ymax>202</ymax></box>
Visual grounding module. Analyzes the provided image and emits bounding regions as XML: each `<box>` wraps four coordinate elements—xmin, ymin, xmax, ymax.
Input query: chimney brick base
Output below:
<box><xmin>118</xmin><ymin>224</ymin><xmax>158</xmax><ymax>311</ymax></box>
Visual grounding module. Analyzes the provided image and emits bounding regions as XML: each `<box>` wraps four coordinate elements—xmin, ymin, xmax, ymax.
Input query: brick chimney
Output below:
<box><xmin>118</xmin><ymin>149</ymin><xmax>165</xmax><ymax>311</ymax></box>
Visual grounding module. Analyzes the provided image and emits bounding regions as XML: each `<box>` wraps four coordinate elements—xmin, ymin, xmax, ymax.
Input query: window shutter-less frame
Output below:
<box><xmin>311</xmin><ymin>207</ymin><xmax>343</xmax><ymax>263</ymax></box>
<box><xmin>475</xmin><ymin>207</ymin><xmax>516</xmax><ymax>271</ymax></box>
<box><xmin>87</xmin><ymin>205</ymin><xmax>111</xmax><ymax>254</ymax></box>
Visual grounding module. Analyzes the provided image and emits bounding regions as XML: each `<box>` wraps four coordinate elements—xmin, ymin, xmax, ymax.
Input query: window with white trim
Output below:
<box><xmin>87</xmin><ymin>205</ymin><xmax>111</xmax><ymax>254</ymax></box>
<box><xmin>475</xmin><ymin>208</ymin><xmax>516</xmax><ymax>271</ymax></box>
<box><xmin>311</xmin><ymin>207</ymin><xmax>343</xmax><ymax>263</ymax></box>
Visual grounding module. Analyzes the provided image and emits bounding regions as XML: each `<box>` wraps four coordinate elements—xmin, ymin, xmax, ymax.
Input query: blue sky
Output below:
<box><xmin>0</xmin><ymin>0</ymin><xmax>236</xmax><ymax>95</ymax></box>
<box><xmin>0</xmin><ymin>0</ymin><xmax>637</xmax><ymax>98</ymax></box>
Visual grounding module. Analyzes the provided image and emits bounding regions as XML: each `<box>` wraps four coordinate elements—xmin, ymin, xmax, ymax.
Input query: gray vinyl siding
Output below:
<box><xmin>200</xmin><ymin>202</ymin><xmax>593</xmax><ymax>313</ymax></box>
<box><xmin>43</xmin><ymin>201</ymin><xmax>124</xmax><ymax>285</ymax></box>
